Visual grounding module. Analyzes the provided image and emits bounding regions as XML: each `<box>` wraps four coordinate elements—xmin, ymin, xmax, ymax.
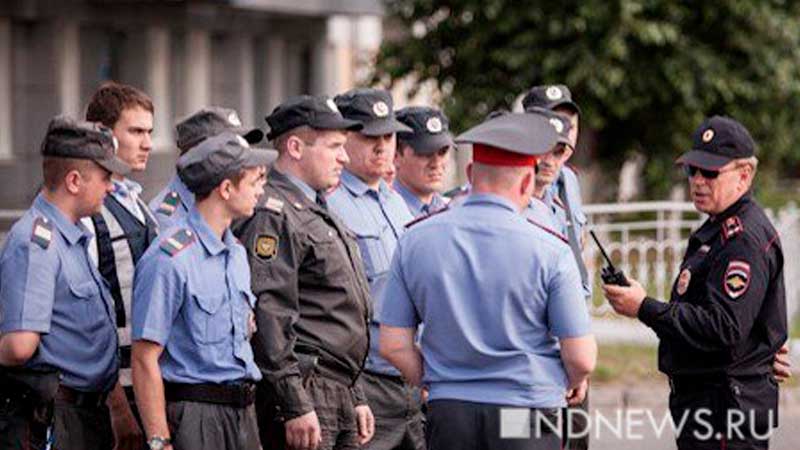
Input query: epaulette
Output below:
<box><xmin>721</xmin><ymin>216</ymin><xmax>744</xmax><ymax>242</ymax></box>
<box><xmin>405</xmin><ymin>206</ymin><xmax>449</xmax><ymax>228</ymax></box>
<box><xmin>526</xmin><ymin>218</ymin><xmax>569</xmax><ymax>245</ymax></box>
<box><xmin>156</xmin><ymin>191</ymin><xmax>180</xmax><ymax>216</ymax></box>
<box><xmin>263</xmin><ymin>197</ymin><xmax>285</xmax><ymax>214</ymax></box>
<box><xmin>30</xmin><ymin>217</ymin><xmax>53</xmax><ymax>249</ymax></box>
<box><xmin>160</xmin><ymin>228</ymin><xmax>196</xmax><ymax>257</ymax></box>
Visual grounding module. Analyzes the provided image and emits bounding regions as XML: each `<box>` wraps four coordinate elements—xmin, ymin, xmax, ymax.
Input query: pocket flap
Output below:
<box><xmin>192</xmin><ymin>293</ymin><xmax>225</xmax><ymax>315</ymax></box>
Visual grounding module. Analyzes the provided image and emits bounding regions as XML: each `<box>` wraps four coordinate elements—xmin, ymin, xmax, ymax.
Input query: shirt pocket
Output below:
<box><xmin>189</xmin><ymin>292</ymin><xmax>231</xmax><ymax>344</ymax></box>
<box><xmin>346</xmin><ymin>223</ymin><xmax>390</xmax><ymax>282</ymax></box>
<box><xmin>66</xmin><ymin>278</ymin><xmax>106</xmax><ymax>330</ymax></box>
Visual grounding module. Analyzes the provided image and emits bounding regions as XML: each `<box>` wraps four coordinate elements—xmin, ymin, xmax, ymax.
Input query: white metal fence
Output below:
<box><xmin>583</xmin><ymin>201</ymin><xmax>800</xmax><ymax>322</ymax></box>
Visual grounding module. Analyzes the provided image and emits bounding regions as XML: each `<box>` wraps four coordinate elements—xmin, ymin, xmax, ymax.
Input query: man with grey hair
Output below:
<box><xmin>604</xmin><ymin>116</ymin><xmax>786</xmax><ymax>450</ymax></box>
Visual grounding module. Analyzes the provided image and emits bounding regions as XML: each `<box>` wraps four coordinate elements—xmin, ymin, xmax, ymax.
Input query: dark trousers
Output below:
<box><xmin>361</xmin><ymin>371</ymin><xmax>425</xmax><ymax>450</ymax></box>
<box><xmin>426</xmin><ymin>399</ymin><xmax>560</xmax><ymax>450</ymax></box>
<box><xmin>257</xmin><ymin>373</ymin><xmax>360</xmax><ymax>450</ymax></box>
<box><xmin>562</xmin><ymin>388</ymin><xmax>589</xmax><ymax>450</ymax></box>
<box><xmin>52</xmin><ymin>396</ymin><xmax>114</xmax><ymax>450</ymax></box>
<box><xmin>167</xmin><ymin>401</ymin><xmax>260</xmax><ymax>450</ymax></box>
<box><xmin>669</xmin><ymin>375</ymin><xmax>776</xmax><ymax>450</ymax></box>
<box><xmin>0</xmin><ymin>394</ymin><xmax>51</xmax><ymax>450</ymax></box>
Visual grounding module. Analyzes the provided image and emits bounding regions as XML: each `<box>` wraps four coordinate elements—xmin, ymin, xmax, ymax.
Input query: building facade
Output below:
<box><xmin>0</xmin><ymin>0</ymin><xmax>383</xmax><ymax>209</ymax></box>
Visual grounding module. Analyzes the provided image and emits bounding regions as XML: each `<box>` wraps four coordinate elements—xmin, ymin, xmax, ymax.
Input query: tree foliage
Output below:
<box><xmin>373</xmin><ymin>0</ymin><xmax>800</xmax><ymax>197</ymax></box>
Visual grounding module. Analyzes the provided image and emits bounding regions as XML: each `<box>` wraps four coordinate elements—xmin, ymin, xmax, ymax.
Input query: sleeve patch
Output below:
<box><xmin>723</xmin><ymin>260</ymin><xmax>751</xmax><ymax>299</ymax></box>
<box><xmin>156</xmin><ymin>191</ymin><xmax>180</xmax><ymax>216</ymax></box>
<box><xmin>722</xmin><ymin>216</ymin><xmax>744</xmax><ymax>242</ymax></box>
<box><xmin>254</xmin><ymin>235</ymin><xmax>278</xmax><ymax>260</ymax></box>
<box><xmin>31</xmin><ymin>217</ymin><xmax>53</xmax><ymax>249</ymax></box>
<box><xmin>159</xmin><ymin>228</ymin><xmax>195</xmax><ymax>257</ymax></box>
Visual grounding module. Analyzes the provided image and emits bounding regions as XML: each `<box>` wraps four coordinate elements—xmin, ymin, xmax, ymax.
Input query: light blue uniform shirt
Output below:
<box><xmin>328</xmin><ymin>169</ymin><xmax>414</xmax><ymax>375</ymax></box>
<box><xmin>132</xmin><ymin>208</ymin><xmax>261</xmax><ymax>384</ymax></box>
<box><xmin>149</xmin><ymin>174</ymin><xmax>195</xmax><ymax>229</ymax></box>
<box><xmin>0</xmin><ymin>193</ymin><xmax>119</xmax><ymax>392</ymax></box>
<box><xmin>523</xmin><ymin>166</ymin><xmax>590</xmax><ymax>298</ymax></box>
<box><xmin>379</xmin><ymin>194</ymin><xmax>591</xmax><ymax>408</ymax></box>
<box><xmin>393</xmin><ymin>181</ymin><xmax>447</xmax><ymax>218</ymax></box>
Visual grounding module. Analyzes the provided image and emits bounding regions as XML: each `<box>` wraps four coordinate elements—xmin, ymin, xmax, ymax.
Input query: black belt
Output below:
<box><xmin>315</xmin><ymin>358</ymin><xmax>359</xmax><ymax>387</ymax></box>
<box><xmin>164</xmin><ymin>381</ymin><xmax>256</xmax><ymax>408</ymax></box>
<box><xmin>56</xmin><ymin>386</ymin><xmax>110</xmax><ymax>409</ymax></box>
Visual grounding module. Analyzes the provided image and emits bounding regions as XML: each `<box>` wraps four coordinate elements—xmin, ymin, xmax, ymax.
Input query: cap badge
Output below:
<box><xmin>426</xmin><ymin>117</ymin><xmax>443</xmax><ymax>133</ymax></box>
<box><xmin>372</xmin><ymin>101</ymin><xmax>390</xmax><ymax>118</ymax></box>
<box><xmin>549</xmin><ymin>117</ymin><xmax>564</xmax><ymax>134</ymax></box>
<box><xmin>228</xmin><ymin>112</ymin><xmax>242</xmax><ymax>127</ymax></box>
<box><xmin>702</xmin><ymin>129</ymin><xmax>715</xmax><ymax>143</ymax></box>
<box><xmin>546</xmin><ymin>86</ymin><xmax>563</xmax><ymax>101</ymax></box>
<box><xmin>236</xmin><ymin>135</ymin><xmax>250</xmax><ymax>148</ymax></box>
<box><xmin>326</xmin><ymin>98</ymin><xmax>340</xmax><ymax>114</ymax></box>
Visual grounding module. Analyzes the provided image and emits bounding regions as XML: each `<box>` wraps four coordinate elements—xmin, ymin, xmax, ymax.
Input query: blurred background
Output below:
<box><xmin>2</xmin><ymin>1</ymin><xmax>800</xmax><ymax>447</ymax></box>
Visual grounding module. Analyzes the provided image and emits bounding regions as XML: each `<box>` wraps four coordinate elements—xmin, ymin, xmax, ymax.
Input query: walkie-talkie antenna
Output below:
<box><xmin>590</xmin><ymin>230</ymin><xmax>616</xmax><ymax>271</ymax></box>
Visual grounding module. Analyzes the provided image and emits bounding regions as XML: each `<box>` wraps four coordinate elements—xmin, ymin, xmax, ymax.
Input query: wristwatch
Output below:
<box><xmin>147</xmin><ymin>436</ymin><xmax>171</xmax><ymax>450</ymax></box>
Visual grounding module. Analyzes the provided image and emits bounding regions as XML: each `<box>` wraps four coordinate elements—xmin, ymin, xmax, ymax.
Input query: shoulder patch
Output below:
<box><xmin>405</xmin><ymin>206</ymin><xmax>449</xmax><ymax>228</ymax></box>
<box><xmin>160</xmin><ymin>228</ymin><xmax>196</xmax><ymax>257</ymax></box>
<box><xmin>254</xmin><ymin>234</ymin><xmax>279</xmax><ymax>260</ymax></box>
<box><xmin>156</xmin><ymin>191</ymin><xmax>181</xmax><ymax>216</ymax></box>
<box><xmin>722</xmin><ymin>216</ymin><xmax>744</xmax><ymax>242</ymax></box>
<box><xmin>723</xmin><ymin>260</ymin><xmax>751</xmax><ymax>299</ymax></box>
<box><xmin>264</xmin><ymin>197</ymin><xmax>284</xmax><ymax>214</ymax></box>
<box><xmin>30</xmin><ymin>217</ymin><xmax>53</xmax><ymax>249</ymax></box>
<box><xmin>526</xmin><ymin>218</ymin><xmax>569</xmax><ymax>245</ymax></box>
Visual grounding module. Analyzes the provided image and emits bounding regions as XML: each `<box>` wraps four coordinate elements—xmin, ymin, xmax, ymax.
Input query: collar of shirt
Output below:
<box><xmin>394</xmin><ymin>180</ymin><xmax>444</xmax><ymax>216</ymax></box>
<box><xmin>693</xmin><ymin>192</ymin><xmax>752</xmax><ymax>243</ymax></box>
<box><xmin>188</xmin><ymin>207</ymin><xmax>234</xmax><ymax>256</ymax></box>
<box><xmin>33</xmin><ymin>193</ymin><xmax>91</xmax><ymax>246</ymax></box>
<box><xmin>339</xmin><ymin>169</ymin><xmax>390</xmax><ymax>199</ymax></box>
<box><xmin>170</xmin><ymin>174</ymin><xmax>196</xmax><ymax>210</ymax></box>
<box><xmin>283</xmin><ymin>172</ymin><xmax>318</xmax><ymax>203</ymax></box>
<box><xmin>462</xmin><ymin>193</ymin><xmax>519</xmax><ymax>213</ymax></box>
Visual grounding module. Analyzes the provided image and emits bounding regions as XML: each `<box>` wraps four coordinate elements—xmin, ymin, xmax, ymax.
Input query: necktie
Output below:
<box><xmin>315</xmin><ymin>191</ymin><xmax>328</xmax><ymax>210</ymax></box>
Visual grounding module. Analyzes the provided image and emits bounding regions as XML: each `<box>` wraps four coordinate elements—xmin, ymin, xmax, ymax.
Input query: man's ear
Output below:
<box><xmin>520</xmin><ymin>167</ymin><xmax>535</xmax><ymax>197</ymax></box>
<box><xmin>64</xmin><ymin>169</ymin><xmax>83</xmax><ymax>195</ymax></box>
<box><xmin>465</xmin><ymin>162</ymin><xmax>474</xmax><ymax>183</ymax></box>
<box><xmin>285</xmin><ymin>135</ymin><xmax>304</xmax><ymax>161</ymax></box>
<box><xmin>218</xmin><ymin>179</ymin><xmax>233</xmax><ymax>200</ymax></box>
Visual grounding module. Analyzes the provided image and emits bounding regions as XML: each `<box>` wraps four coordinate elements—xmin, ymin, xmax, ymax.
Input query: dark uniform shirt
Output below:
<box><xmin>233</xmin><ymin>169</ymin><xmax>372</xmax><ymax>419</ymax></box>
<box><xmin>638</xmin><ymin>193</ymin><xmax>786</xmax><ymax>377</ymax></box>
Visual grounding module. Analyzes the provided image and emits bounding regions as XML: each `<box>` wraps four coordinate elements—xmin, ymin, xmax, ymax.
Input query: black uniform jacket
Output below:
<box><xmin>233</xmin><ymin>169</ymin><xmax>372</xmax><ymax>420</ymax></box>
<box><xmin>638</xmin><ymin>193</ymin><xmax>786</xmax><ymax>377</ymax></box>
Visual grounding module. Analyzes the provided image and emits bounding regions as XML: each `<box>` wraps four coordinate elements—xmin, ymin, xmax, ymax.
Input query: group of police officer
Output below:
<box><xmin>0</xmin><ymin>77</ymin><xmax>790</xmax><ymax>450</ymax></box>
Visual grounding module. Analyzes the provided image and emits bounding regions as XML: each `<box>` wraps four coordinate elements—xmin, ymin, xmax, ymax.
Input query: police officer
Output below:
<box><xmin>603</xmin><ymin>116</ymin><xmax>786</xmax><ymax>450</ymax></box>
<box><xmin>378</xmin><ymin>111</ymin><xmax>597</xmax><ymax>450</ymax></box>
<box><xmin>328</xmin><ymin>88</ymin><xmax>426</xmax><ymax>450</ymax></box>
<box><xmin>80</xmin><ymin>82</ymin><xmax>157</xmax><ymax>448</ymax></box>
<box><xmin>0</xmin><ymin>116</ymin><xmax>130</xmax><ymax>450</ymax></box>
<box><xmin>522</xmin><ymin>85</ymin><xmax>590</xmax><ymax>450</ymax></box>
<box><xmin>521</xmin><ymin>84</ymin><xmax>589</xmax><ymax>298</ymax></box>
<box><xmin>233</xmin><ymin>95</ymin><xmax>374</xmax><ymax>450</ymax></box>
<box><xmin>131</xmin><ymin>132</ymin><xmax>275</xmax><ymax>450</ymax></box>
<box><xmin>393</xmin><ymin>106</ymin><xmax>455</xmax><ymax>218</ymax></box>
<box><xmin>149</xmin><ymin>107</ymin><xmax>264</xmax><ymax>228</ymax></box>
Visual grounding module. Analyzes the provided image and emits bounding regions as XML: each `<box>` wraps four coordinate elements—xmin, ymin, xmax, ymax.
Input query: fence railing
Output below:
<box><xmin>583</xmin><ymin>201</ymin><xmax>800</xmax><ymax>321</ymax></box>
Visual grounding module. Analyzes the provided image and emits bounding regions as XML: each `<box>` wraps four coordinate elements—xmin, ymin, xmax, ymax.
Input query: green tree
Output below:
<box><xmin>373</xmin><ymin>0</ymin><xmax>800</xmax><ymax>199</ymax></box>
